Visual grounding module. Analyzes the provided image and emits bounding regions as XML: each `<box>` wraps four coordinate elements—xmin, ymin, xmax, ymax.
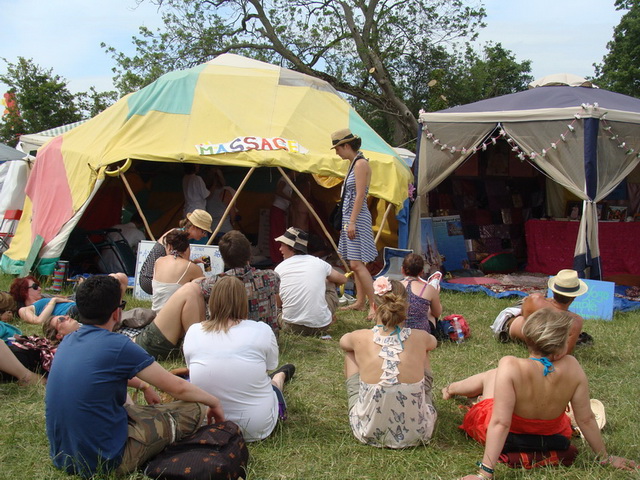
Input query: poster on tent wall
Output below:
<box><xmin>420</xmin><ymin>218</ymin><xmax>441</xmax><ymax>271</ymax></box>
<box><xmin>547</xmin><ymin>278</ymin><xmax>615</xmax><ymax>321</ymax></box>
<box><xmin>133</xmin><ymin>240</ymin><xmax>224</xmax><ymax>300</ymax></box>
<box><xmin>431</xmin><ymin>215</ymin><xmax>468</xmax><ymax>272</ymax></box>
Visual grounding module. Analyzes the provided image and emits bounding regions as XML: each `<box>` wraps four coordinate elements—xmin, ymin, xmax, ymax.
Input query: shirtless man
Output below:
<box><xmin>507</xmin><ymin>269</ymin><xmax>587</xmax><ymax>355</ymax></box>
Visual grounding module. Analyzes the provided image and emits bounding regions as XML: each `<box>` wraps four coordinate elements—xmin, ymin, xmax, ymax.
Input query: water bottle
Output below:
<box><xmin>453</xmin><ymin>317</ymin><xmax>464</xmax><ymax>344</ymax></box>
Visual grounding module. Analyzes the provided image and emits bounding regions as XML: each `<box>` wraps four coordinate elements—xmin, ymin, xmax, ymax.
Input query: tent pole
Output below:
<box><xmin>120</xmin><ymin>172</ymin><xmax>156</xmax><ymax>241</ymax></box>
<box><xmin>207</xmin><ymin>166</ymin><xmax>256</xmax><ymax>245</ymax></box>
<box><xmin>276</xmin><ymin>166</ymin><xmax>350</xmax><ymax>273</ymax></box>
<box><xmin>374</xmin><ymin>203</ymin><xmax>394</xmax><ymax>245</ymax></box>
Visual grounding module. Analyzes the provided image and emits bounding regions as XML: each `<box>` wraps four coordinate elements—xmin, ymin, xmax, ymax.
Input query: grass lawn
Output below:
<box><xmin>1</xmin><ymin>273</ymin><xmax>639</xmax><ymax>479</ymax></box>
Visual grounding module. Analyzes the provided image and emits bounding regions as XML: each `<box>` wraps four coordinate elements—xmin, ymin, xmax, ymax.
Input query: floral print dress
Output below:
<box><xmin>348</xmin><ymin>326</ymin><xmax>437</xmax><ymax>448</ymax></box>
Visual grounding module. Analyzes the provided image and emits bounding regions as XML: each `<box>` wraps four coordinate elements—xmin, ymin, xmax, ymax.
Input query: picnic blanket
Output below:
<box><xmin>441</xmin><ymin>274</ymin><xmax>640</xmax><ymax>313</ymax></box>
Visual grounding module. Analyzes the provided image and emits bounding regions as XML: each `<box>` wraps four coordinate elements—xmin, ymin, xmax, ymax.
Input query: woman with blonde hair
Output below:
<box><xmin>339</xmin><ymin>276</ymin><xmax>437</xmax><ymax>448</ymax></box>
<box><xmin>444</xmin><ymin>308</ymin><xmax>638</xmax><ymax>478</ymax></box>
<box><xmin>183</xmin><ymin>276</ymin><xmax>294</xmax><ymax>441</ymax></box>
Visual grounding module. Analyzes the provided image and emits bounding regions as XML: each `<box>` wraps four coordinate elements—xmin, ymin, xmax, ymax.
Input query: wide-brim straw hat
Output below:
<box><xmin>275</xmin><ymin>227</ymin><xmax>308</xmax><ymax>254</ymax></box>
<box><xmin>330</xmin><ymin>128</ymin><xmax>360</xmax><ymax>149</ymax></box>
<box><xmin>548</xmin><ymin>269</ymin><xmax>588</xmax><ymax>297</ymax></box>
<box><xmin>186</xmin><ymin>209</ymin><xmax>213</xmax><ymax>233</ymax></box>
<box><xmin>567</xmin><ymin>399</ymin><xmax>606</xmax><ymax>437</ymax></box>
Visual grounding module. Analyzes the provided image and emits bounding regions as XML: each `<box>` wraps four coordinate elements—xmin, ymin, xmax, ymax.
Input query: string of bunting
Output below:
<box><xmin>419</xmin><ymin>103</ymin><xmax>640</xmax><ymax>162</ymax></box>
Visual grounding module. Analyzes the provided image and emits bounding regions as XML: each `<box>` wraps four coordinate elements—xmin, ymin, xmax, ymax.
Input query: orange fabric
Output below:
<box><xmin>460</xmin><ymin>398</ymin><xmax>573</xmax><ymax>444</ymax></box>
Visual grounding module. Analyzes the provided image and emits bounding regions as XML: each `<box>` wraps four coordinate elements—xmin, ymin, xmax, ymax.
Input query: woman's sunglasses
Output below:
<box><xmin>29</xmin><ymin>283</ymin><xmax>41</xmax><ymax>290</ymax></box>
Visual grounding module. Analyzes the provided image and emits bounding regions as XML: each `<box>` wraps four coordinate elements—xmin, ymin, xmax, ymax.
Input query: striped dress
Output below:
<box><xmin>338</xmin><ymin>154</ymin><xmax>378</xmax><ymax>263</ymax></box>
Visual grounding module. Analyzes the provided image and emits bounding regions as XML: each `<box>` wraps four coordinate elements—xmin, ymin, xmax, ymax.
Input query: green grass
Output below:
<box><xmin>1</xmin><ymin>273</ymin><xmax>639</xmax><ymax>479</ymax></box>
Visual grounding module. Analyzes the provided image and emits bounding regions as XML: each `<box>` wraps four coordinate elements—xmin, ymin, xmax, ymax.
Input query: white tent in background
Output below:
<box><xmin>18</xmin><ymin>119</ymin><xmax>88</xmax><ymax>154</ymax></box>
<box><xmin>412</xmin><ymin>74</ymin><xmax>640</xmax><ymax>279</ymax></box>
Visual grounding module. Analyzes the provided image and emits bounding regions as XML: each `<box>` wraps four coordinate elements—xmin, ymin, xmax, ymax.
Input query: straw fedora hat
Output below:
<box><xmin>186</xmin><ymin>209</ymin><xmax>213</xmax><ymax>233</ymax></box>
<box><xmin>548</xmin><ymin>269</ymin><xmax>588</xmax><ymax>297</ymax></box>
<box><xmin>330</xmin><ymin>128</ymin><xmax>360</xmax><ymax>149</ymax></box>
<box><xmin>567</xmin><ymin>399</ymin><xmax>606</xmax><ymax>437</ymax></box>
<box><xmin>275</xmin><ymin>227</ymin><xmax>308</xmax><ymax>254</ymax></box>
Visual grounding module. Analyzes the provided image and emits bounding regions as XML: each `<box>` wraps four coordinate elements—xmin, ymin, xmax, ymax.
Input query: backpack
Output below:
<box><xmin>144</xmin><ymin>421</ymin><xmax>249</xmax><ymax>480</ymax></box>
<box><xmin>437</xmin><ymin>314</ymin><xmax>471</xmax><ymax>342</ymax></box>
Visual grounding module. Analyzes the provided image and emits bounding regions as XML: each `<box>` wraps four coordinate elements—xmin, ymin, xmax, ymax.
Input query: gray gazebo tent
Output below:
<box><xmin>411</xmin><ymin>75</ymin><xmax>640</xmax><ymax>278</ymax></box>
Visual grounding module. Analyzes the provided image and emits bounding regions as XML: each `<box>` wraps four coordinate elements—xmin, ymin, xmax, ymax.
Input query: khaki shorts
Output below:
<box><xmin>116</xmin><ymin>401</ymin><xmax>206</xmax><ymax>474</ymax></box>
<box><xmin>134</xmin><ymin>321</ymin><xmax>180</xmax><ymax>361</ymax></box>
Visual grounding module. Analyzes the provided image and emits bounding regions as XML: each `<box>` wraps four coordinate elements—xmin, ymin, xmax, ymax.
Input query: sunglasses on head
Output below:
<box><xmin>118</xmin><ymin>300</ymin><xmax>127</xmax><ymax>310</ymax></box>
<box><xmin>29</xmin><ymin>283</ymin><xmax>41</xmax><ymax>290</ymax></box>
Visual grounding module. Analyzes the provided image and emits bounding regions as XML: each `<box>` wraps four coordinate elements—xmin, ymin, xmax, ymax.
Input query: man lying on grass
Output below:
<box><xmin>45</xmin><ymin>275</ymin><xmax>224</xmax><ymax>478</ymax></box>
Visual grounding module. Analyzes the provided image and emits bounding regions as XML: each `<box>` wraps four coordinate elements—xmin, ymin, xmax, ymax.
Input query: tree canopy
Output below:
<box><xmin>594</xmin><ymin>0</ymin><xmax>640</xmax><ymax>98</ymax></box>
<box><xmin>0</xmin><ymin>57</ymin><xmax>117</xmax><ymax>146</ymax></box>
<box><xmin>105</xmin><ymin>0</ymin><xmax>531</xmax><ymax>145</ymax></box>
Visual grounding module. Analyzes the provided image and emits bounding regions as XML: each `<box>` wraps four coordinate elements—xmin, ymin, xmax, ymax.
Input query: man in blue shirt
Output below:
<box><xmin>45</xmin><ymin>276</ymin><xmax>224</xmax><ymax>477</ymax></box>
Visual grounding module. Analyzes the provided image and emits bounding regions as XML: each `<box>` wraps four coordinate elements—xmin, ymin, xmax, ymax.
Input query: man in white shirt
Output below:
<box><xmin>274</xmin><ymin>227</ymin><xmax>347</xmax><ymax>336</ymax></box>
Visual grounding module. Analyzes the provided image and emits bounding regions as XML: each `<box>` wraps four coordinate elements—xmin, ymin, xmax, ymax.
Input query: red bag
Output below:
<box><xmin>440</xmin><ymin>314</ymin><xmax>471</xmax><ymax>342</ymax></box>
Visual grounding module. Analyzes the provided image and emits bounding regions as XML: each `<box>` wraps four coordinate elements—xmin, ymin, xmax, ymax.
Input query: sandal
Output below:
<box><xmin>427</xmin><ymin>271</ymin><xmax>442</xmax><ymax>290</ymax></box>
<box><xmin>269</xmin><ymin>364</ymin><xmax>296</xmax><ymax>384</ymax></box>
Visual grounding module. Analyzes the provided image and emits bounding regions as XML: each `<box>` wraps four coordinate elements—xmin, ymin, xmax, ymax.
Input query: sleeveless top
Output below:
<box><xmin>348</xmin><ymin>326</ymin><xmax>437</xmax><ymax>448</ymax></box>
<box><xmin>405</xmin><ymin>279</ymin><xmax>434</xmax><ymax>334</ymax></box>
<box><xmin>337</xmin><ymin>153</ymin><xmax>377</xmax><ymax>263</ymax></box>
<box><xmin>151</xmin><ymin>262</ymin><xmax>192</xmax><ymax>312</ymax></box>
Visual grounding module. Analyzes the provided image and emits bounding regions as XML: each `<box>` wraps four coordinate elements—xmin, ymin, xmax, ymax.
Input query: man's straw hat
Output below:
<box><xmin>548</xmin><ymin>269</ymin><xmax>588</xmax><ymax>297</ymax></box>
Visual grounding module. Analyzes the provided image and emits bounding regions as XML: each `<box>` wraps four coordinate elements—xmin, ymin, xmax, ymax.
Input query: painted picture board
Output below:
<box><xmin>547</xmin><ymin>278</ymin><xmax>615</xmax><ymax>320</ymax></box>
<box><xmin>431</xmin><ymin>215</ymin><xmax>468</xmax><ymax>272</ymax></box>
<box><xmin>133</xmin><ymin>240</ymin><xmax>224</xmax><ymax>300</ymax></box>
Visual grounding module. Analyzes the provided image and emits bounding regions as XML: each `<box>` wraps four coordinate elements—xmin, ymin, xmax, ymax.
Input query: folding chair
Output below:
<box><xmin>0</xmin><ymin>209</ymin><xmax>22</xmax><ymax>252</ymax></box>
<box><xmin>373</xmin><ymin>247</ymin><xmax>413</xmax><ymax>281</ymax></box>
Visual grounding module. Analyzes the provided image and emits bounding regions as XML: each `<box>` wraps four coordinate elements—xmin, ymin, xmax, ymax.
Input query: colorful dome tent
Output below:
<box><xmin>410</xmin><ymin>75</ymin><xmax>640</xmax><ymax>279</ymax></box>
<box><xmin>1</xmin><ymin>54</ymin><xmax>412</xmax><ymax>275</ymax></box>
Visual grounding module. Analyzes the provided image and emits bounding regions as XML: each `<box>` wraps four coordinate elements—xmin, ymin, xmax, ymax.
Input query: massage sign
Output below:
<box><xmin>196</xmin><ymin>137</ymin><xmax>309</xmax><ymax>156</ymax></box>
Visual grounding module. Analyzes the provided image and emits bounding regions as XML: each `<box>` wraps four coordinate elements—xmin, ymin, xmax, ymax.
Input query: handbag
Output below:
<box><xmin>144</xmin><ymin>421</ymin><xmax>249</xmax><ymax>480</ymax></box>
<box><xmin>329</xmin><ymin>201</ymin><xmax>342</xmax><ymax>231</ymax></box>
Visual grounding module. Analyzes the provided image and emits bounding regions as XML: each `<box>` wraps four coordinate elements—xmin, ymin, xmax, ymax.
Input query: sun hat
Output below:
<box><xmin>330</xmin><ymin>128</ymin><xmax>360</xmax><ymax>149</ymax></box>
<box><xmin>186</xmin><ymin>209</ymin><xmax>213</xmax><ymax>233</ymax></box>
<box><xmin>567</xmin><ymin>399</ymin><xmax>606</xmax><ymax>437</ymax></box>
<box><xmin>548</xmin><ymin>269</ymin><xmax>588</xmax><ymax>297</ymax></box>
<box><xmin>275</xmin><ymin>227</ymin><xmax>308</xmax><ymax>254</ymax></box>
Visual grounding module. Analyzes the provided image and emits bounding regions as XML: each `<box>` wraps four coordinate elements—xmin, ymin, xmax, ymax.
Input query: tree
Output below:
<box><xmin>0</xmin><ymin>57</ymin><xmax>81</xmax><ymax>145</ymax></box>
<box><xmin>594</xmin><ymin>0</ymin><xmax>640</xmax><ymax>97</ymax></box>
<box><xmin>445</xmin><ymin>42</ymin><xmax>533</xmax><ymax>106</ymax></box>
<box><xmin>105</xmin><ymin>0</ymin><xmax>490</xmax><ymax>144</ymax></box>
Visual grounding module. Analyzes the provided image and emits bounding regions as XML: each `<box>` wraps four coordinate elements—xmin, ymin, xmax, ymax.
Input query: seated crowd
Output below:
<box><xmin>1</xmin><ymin>226</ymin><xmax>638</xmax><ymax>478</ymax></box>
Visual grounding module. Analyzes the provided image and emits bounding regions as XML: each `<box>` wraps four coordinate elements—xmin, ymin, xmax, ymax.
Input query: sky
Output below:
<box><xmin>0</xmin><ymin>0</ymin><xmax>626</xmax><ymax>96</ymax></box>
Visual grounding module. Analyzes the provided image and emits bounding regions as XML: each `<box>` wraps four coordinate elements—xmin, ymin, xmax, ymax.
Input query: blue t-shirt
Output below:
<box><xmin>45</xmin><ymin>325</ymin><xmax>154</xmax><ymax>477</ymax></box>
<box><xmin>33</xmin><ymin>298</ymin><xmax>76</xmax><ymax>316</ymax></box>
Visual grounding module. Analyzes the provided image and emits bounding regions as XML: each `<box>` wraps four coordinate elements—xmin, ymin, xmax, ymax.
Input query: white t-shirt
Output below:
<box><xmin>274</xmin><ymin>254</ymin><xmax>332</xmax><ymax>328</ymax></box>
<box><xmin>183</xmin><ymin>174</ymin><xmax>209</xmax><ymax>214</ymax></box>
<box><xmin>183</xmin><ymin>320</ymin><xmax>279</xmax><ymax>441</ymax></box>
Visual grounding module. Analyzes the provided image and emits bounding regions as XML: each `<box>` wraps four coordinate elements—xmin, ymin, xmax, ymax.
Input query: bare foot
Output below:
<box><xmin>367</xmin><ymin>309</ymin><xmax>376</xmax><ymax>321</ymax></box>
<box><xmin>18</xmin><ymin>372</ymin><xmax>46</xmax><ymax>386</ymax></box>
<box><xmin>339</xmin><ymin>303</ymin><xmax>367</xmax><ymax>312</ymax></box>
<box><xmin>442</xmin><ymin>385</ymin><xmax>452</xmax><ymax>400</ymax></box>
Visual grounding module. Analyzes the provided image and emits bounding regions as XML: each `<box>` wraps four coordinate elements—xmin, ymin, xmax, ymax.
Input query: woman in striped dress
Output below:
<box><xmin>331</xmin><ymin>129</ymin><xmax>377</xmax><ymax>319</ymax></box>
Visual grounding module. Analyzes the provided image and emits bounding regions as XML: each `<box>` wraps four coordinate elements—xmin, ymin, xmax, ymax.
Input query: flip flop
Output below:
<box><xmin>427</xmin><ymin>271</ymin><xmax>442</xmax><ymax>290</ymax></box>
<box><xmin>269</xmin><ymin>364</ymin><xmax>296</xmax><ymax>384</ymax></box>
